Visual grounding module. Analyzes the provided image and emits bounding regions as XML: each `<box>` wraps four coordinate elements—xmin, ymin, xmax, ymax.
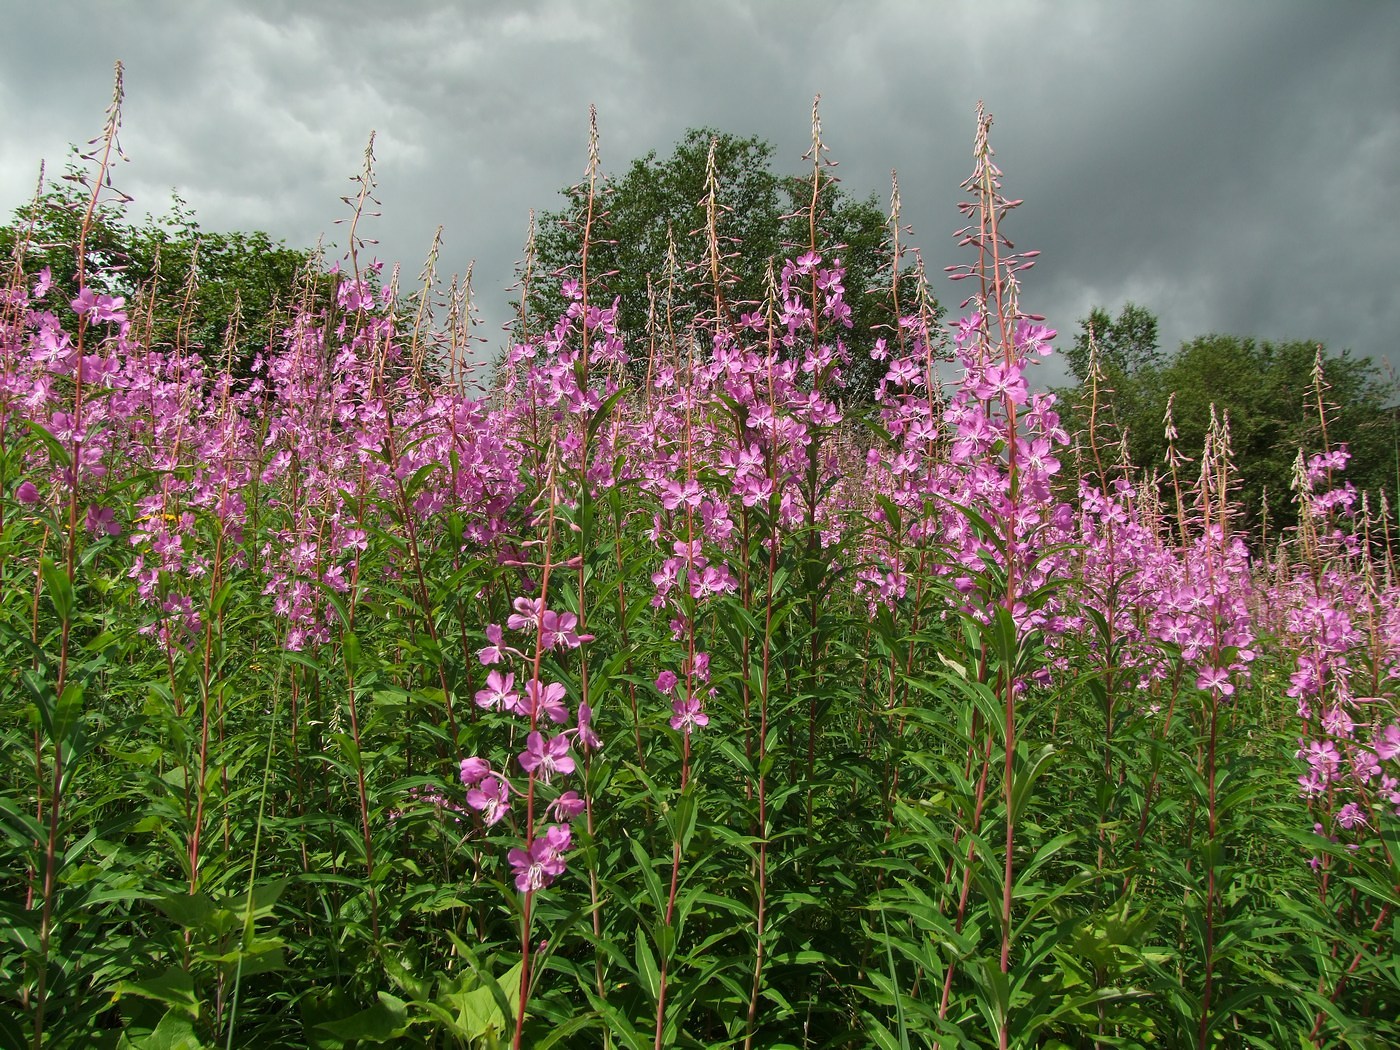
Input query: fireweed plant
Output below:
<box><xmin>1</xmin><ymin>73</ymin><xmax>1397</xmax><ymax>1049</ymax></box>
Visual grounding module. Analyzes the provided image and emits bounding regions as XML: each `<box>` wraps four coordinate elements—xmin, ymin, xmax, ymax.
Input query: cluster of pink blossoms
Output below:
<box><xmin>459</xmin><ymin>594</ymin><xmax>599</xmax><ymax>893</ymax></box>
<box><xmin>1278</xmin><ymin>448</ymin><xmax>1400</xmax><ymax>855</ymax></box>
<box><xmin>3</xmin><ymin>261</ymin><xmax>527</xmax><ymax>657</ymax></box>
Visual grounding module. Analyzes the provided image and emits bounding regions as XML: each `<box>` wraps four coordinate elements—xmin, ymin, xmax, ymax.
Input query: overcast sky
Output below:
<box><xmin>3</xmin><ymin>1</ymin><xmax>1397</xmax><ymax>386</ymax></box>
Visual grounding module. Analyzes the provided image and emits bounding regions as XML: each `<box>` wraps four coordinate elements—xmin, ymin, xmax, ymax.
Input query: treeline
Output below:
<box><xmin>1053</xmin><ymin>303</ymin><xmax>1398</xmax><ymax>535</ymax></box>
<box><xmin>1</xmin><ymin>173</ymin><xmax>326</xmax><ymax>374</ymax></box>
<box><xmin>5</xmin><ymin>137</ymin><xmax>1394</xmax><ymax>538</ymax></box>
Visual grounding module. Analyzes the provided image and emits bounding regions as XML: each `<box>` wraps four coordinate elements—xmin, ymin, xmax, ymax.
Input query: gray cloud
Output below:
<box><xmin>2</xmin><ymin>0</ymin><xmax>1396</xmax><ymax>386</ymax></box>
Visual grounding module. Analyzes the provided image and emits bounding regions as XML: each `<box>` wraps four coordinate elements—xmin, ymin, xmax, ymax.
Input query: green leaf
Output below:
<box><xmin>23</xmin><ymin>419</ymin><xmax>71</xmax><ymax>469</ymax></box>
<box><xmin>154</xmin><ymin>890</ymin><xmax>216</xmax><ymax>929</ymax></box>
<box><xmin>672</xmin><ymin>784</ymin><xmax>699</xmax><ymax>853</ymax></box>
<box><xmin>628</xmin><ymin>833</ymin><xmax>667</xmax><ymax>917</ymax></box>
<box><xmin>116</xmin><ymin>1006</ymin><xmax>203</xmax><ymax>1050</ymax></box>
<box><xmin>341</xmin><ymin>629</ymin><xmax>361</xmax><ymax>669</ymax></box>
<box><xmin>635</xmin><ymin>932</ymin><xmax>661</xmax><ymax>1004</ymax></box>
<box><xmin>439</xmin><ymin>960</ymin><xmax>523</xmax><ymax>1040</ymax></box>
<box><xmin>112</xmin><ymin>966</ymin><xmax>199</xmax><ymax>1019</ymax></box>
<box><xmin>989</xmin><ymin>605</ymin><xmax>1018</xmax><ymax>669</ymax></box>
<box><xmin>313</xmin><ymin>991</ymin><xmax>410</xmax><ymax>1042</ymax></box>
<box><xmin>1010</xmin><ymin>745</ymin><xmax>1057</xmax><ymax>825</ymax></box>
<box><xmin>40</xmin><ymin>556</ymin><xmax>74</xmax><ymax>622</ymax></box>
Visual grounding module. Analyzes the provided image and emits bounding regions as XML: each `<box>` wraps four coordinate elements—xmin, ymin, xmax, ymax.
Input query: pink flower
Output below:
<box><xmin>507</xmin><ymin>596</ymin><xmax>543</xmax><ymax>632</ymax></box>
<box><xmin>93</xmin><ymin>293</ymin><xmax>126</xmax><ymax>324</ymax></box>
<box><xmin>1375</xmin><ymin>724</ymin><xmax>1400</xmax><ymax>762</ymax></box>
<box><xmin>540</xmin><ymin>609</ymin><xmax>582</xmax><ymax>650</ymax></box>
<box><xmin>518</xmin><ymin>731</ymin><xmax>575</xmax><ymax>783</ymax></box>
<box><xmin>660</xmin><ymin>479</ymin><xmax>703</xmax><ymax>511</ymax></box>
<box><xmin>1335</xmin><ymin>802</ymin><xmax>1367</xmax><ymax>830</ymax></box>
<box><xmin>1195</xmin><ymin>666</ymin><xmax>1234</xmax><ymax>696</ymax></box>
<box><xmin>1321</xmin><ymin>705</ymin><xmax>1354</xmax><ymax>740</ymax></box>
<box><xmin>1298</xmin><ymin>769</ymin><xmax>1326</xmax><ymax>797</ymax></box>
<box><xmin>684</xmin><ymin>652</ymin><xmax>710</xmax><ymax>684</ymax></box>
<box><xmin>475</xmin><ymin>670</ymin><xmax>519</xmax><ymax>712</ymax></box>
<box><xmin>507</xmin><ymin>823</ymin><xmax>571</xmax><ymax>893</ymax></box>
<box><xmin>690</xmin><ymin>564</ymin><xmax>737</xmax><ymax>600</ymax></box>
<box><xmin>952</xmin><ymin>312</ymin><xmax>984</xmax><ymax>347</ymax></box>
<box><xmin>575</xmin><ymin>702</ymin><xmax>602</xmax><ymax>753</ymax></box>
<box><xmin>1015</xmin><ymin>320</ymin><xmax>1056</xmax><ymax>357</ymax></box>
<box><xmin>16</xmin><ymin>481</ymin><xmax>40</xmax><ymax>505</ymax></box>
<box><xmin>70</xmin><ymin>288</ymin><xmax>99</xmax><ymax>316</ymax></box>
<box><xmin>466</xmin><ymin>776</ymin><xmax>511</xmax><ymax>826</ymax></box>
<box><xmin>478</xmin><ymin>623</ymin><xmax>508</xmax><ymax>665</ymax></box>
<box><xmin>523</xmin><ymin>679</ymin><xmax>570</xmax><ymax>724</ymax></box>
<box><xmin>70</xmin><ymin>288</ymin><xmax>125</xmax><ymax>324</ymax></box>
<box><xmin>547</xmin><ymin>791</ymin><xmax>586</xmax><ymax>822</ymax></box>
<box><xmin>459</xmin><ymin>756</ymin><xmax>491</xmax><ymax>786</ymax></box>
<box><xmin>1301</xmin><ymin>740</ymin><xmax>1341</xmax><ymax>790</ymax></box>
<box><xmin>655</xmin><ymin>670</ymin><xmax>679</xmax><ymax>696</ymax></box>
<box><xmin>974</xmin><ymin>362</ymin><xmax>1028</xmax><ymax>406</ymax></box>
<box><xmin>337</xmin><ymin>278</ymin><xmax>375</xmax><ymax>312</ymax></box>
<box><xmin>1381</xmin><ymin>774</ymin><xmax>1400</xmax><ymax>811</ymax></box>
<box><xmin>670</xmin><ymin>696</ymin><xmax>709</xmax><ymax>735</ymax></box>
<box><xmin>85</xmin><ymin>504</ymin><xmax>119</xmax><ymax>536</ymax></box>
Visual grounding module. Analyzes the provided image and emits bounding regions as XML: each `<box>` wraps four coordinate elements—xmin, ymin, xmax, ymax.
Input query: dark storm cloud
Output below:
<box><xmin>2</xmin><ymin>0</ymin><xmax>1396</xmax><ymax>383</ymax></box>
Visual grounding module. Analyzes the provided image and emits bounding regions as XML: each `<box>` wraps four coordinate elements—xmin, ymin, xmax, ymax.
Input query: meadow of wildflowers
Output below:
<box><xmin>2</xmin><ymin>73</ymin><xmax>1397</xmax><ymax>1049</ymax></box>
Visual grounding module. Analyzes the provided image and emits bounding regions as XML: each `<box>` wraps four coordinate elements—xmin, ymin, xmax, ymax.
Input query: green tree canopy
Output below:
<box><xmin>2</xmin><ymin>174</ymin><xmax>324</xmax><ymax>372</ymax></box>
<box><xmin>522</xmin><ymin>127</ymin><xmax>919</xmax><ymax>399</ymax></box>
<box><xmin>1064</xmin><ymin>301</ymin><xmax>1162</xmax><ymax>384</ymax></box>
<box><xmin>1056</xmin><ymin>305</ymin><xmax>1398</xmax><ymax>537</ymax></box>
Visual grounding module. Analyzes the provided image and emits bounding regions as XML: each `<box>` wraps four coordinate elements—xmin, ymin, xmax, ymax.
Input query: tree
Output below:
<box><xmin>1056</xmin><ymin>306</ymin><xmax>1398</xmax><ymax>536</ymax></box>
<box><xmin>522</xmin><ymin>127</ymin><xmax>916</xmax><ymax>400</ymax></box>
<box><xmin>2</xmin><ymin>175</ymin><xmax>324</xmax><ymax>372</ymax></box>
<box><xmin>1063</xmin><ymin>301</ymin><xmax>1161</xmax><ymax>383</ymax></box>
